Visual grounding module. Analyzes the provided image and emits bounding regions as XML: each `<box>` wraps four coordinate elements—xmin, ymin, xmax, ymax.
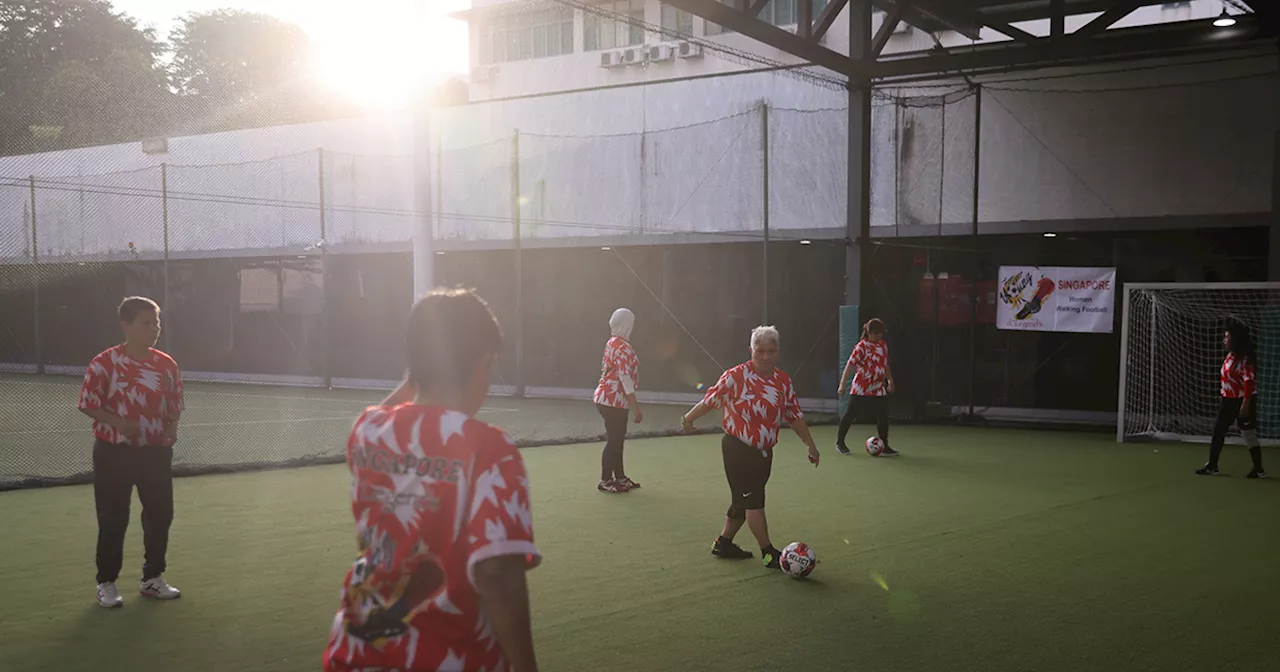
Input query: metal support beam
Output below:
<box><xmin>1050</xmin><ymin>0</ymin><xmax>1065</xmax><ymax>39</ymax></box>
<box><xmin>748</xmin><ymin>0</ymin><xmax>770</xmax><ymax>17</ymax></box>
<box><xmin>846</xmin><ymin>0</ymin><xmax>873</xmax><ymax>313</ymax></box>
<box><xmin>892</xmin><ymin>0</ymin><xmax>980</xmax><ymax>40</ymax></box>
<box><xmin>662</xmin><ymin>0</ymin><xmax>861</xmax><ymax>77</ymax></box>
<box><xmin>907</xmin><ymin>0</ymin><xmax>1036</xmax><ymax>44</ymax></box>
<box><xmin>1270</xmin><ymin>55</ymin><xmax>1280</xmax><ymax>281</ymax></box>
<box><xmin>1072</xmin><ymin>0</ymin><xmax>1145</xmax><ymax>40</ymax></box>
<box><xmin>871</xmin><ymin>1</ymin><xmax>907</xmax><ymax>57</ymax></box>
<box><xmin>872</xmin><ymin>16</ymin><xmax>1269</xmax><ymax>79</ymax></box>
<box><xmin>798</xmin><ymin>0</ymin><xmax>814</xmax><ymax>39</ymax></box>
<box><xmin>812</xmin><ymin>0</ymin><xmax>850</xmax><ymax>43</ymax></box>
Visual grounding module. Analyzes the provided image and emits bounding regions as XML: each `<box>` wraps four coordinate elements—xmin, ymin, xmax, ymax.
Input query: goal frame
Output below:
<box><xmin>1117</xmin><ymin>281</ymin><xmax>1280</xmax><ymax>444</ymax></box>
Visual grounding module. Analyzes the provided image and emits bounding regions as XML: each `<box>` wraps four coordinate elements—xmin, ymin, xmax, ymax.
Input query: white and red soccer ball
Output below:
<box><xmin>780</xmin><ymin>541</ymin><xmax>817</xmax><ymax>579</ymax></box>
<box><xmin>865</xmin><ymin>436</ymin><xmax>885</xmax><ymax>456</ymax></box>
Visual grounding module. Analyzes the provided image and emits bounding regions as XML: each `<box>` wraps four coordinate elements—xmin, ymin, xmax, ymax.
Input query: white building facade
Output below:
<box><xmin>458</xmin><ymin>1</ymin><xmax>1237</xmax><ymax>101</ymax></box>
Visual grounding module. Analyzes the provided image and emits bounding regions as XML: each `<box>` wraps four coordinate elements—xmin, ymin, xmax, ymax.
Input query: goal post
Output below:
<box><xmin>1118</xmin><ymin>282</ymin><xmax>1280</xmax><ymax>445</ymax></box>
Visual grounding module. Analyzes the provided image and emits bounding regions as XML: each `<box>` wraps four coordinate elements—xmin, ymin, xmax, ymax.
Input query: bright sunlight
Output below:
<box><xmin>309</xmin><ymin>0</ymin><xmax>470</xmax><ymax>110</ymax></box>
<box><xmin>115</xmin><ymin>0</ymin><xmax>471</xmax><ymax>110</ymax></box>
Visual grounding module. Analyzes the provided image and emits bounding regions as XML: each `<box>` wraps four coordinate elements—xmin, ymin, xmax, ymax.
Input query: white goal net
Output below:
<box><xmin>1119</xmin><ymin>283</ymin><xmax>1280</xmax><ymax>445</ymax></box>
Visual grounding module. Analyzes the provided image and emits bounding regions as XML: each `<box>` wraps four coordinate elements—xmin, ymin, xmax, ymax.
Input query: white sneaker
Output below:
<box><xmin>139</xmin><ymin>576</ymin><xmax>181</xmax><ymax>600</ymax></box>
<box><xmin>97</xmin><ymin>582</ymin><xmax>123</xmax><ymax>608</ymax></box>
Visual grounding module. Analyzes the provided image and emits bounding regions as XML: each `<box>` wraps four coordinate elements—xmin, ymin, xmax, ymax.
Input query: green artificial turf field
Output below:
<box><xmin>1</xmin><ymin>426</ymin><xmax>1277</xmax><ymax>672</ymax></box>
<box><xmin>0</xmin><ymin>374</ymin><xmax>716</xmax><ymax>487</ymax></box>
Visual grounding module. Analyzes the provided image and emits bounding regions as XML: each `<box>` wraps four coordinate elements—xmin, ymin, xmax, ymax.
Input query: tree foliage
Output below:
<box><xmin>0</xmin><ymin>0</ymin><xmax>167</xmax><ymax>154</ymax></box>
<box><xmin>0</xmin><ymin>2</ymin><xmax>463</xmax><ymax>156</ymax></box>
<box><xmin>167</xmin><ymin>9</ymin><xmax>355</xmax><ymax>132</ymax></box>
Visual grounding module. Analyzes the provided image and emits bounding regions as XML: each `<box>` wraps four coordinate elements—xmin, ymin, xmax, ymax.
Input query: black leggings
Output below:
<box><xmin>837</xmin><ymin>395</ymin><xmax>889</xmax><ymax>448</ymax></box>
<box><xmin>597</xmin><ymin>404</ymin><xmax>629</xmax><ymax>481</ymax></box>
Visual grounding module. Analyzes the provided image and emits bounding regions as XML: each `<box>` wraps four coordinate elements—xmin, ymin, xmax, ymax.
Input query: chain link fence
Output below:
<box><xmin>0</xmin><ymin>86</ymin><xmax>855</xmax><ymax>491</ymax></box>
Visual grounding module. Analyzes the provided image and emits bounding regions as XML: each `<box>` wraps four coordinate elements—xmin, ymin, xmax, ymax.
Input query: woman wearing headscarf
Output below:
<box><xmin>593</xmin><ymin>308</ymin><xmax>643</xmax><ymax>493</ymax></box>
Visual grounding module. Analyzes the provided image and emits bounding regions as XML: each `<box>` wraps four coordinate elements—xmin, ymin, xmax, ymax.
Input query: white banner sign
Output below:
<box><xmin>997</xmin><ymin>266</ymin><xmax>1117</xmax><ymax>333</ymax></box>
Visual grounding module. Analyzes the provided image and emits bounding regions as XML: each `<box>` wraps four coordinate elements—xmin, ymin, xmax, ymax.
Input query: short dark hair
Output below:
<box><xmin>406</xmin><ymin>288</ymin><xmax>504</xmax><ymax>391</ymax></box>
<box><xmin>119</xmin><ymin>296</ymin><xmax>160</xmax><ymax>323</ymax></box>
<box><xmin>862</xmin><ymin>318</ymin><xmax>886</xmax><ymax>338</ymax></box>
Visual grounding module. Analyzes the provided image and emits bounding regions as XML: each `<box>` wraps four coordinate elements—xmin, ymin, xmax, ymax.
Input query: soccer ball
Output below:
<box><xmin>780</xmin><ymin>542</ymin><xmax>817</xmax><ymax>579</ymax></box>
<box><xmin>865</xmin><ymin>436</ymin><xmax>885</xmax><ymax>456</ymax></box>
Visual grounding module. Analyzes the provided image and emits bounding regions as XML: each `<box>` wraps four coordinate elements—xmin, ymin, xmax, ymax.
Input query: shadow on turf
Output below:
<box><xmin>34</xmin><ymin>600</ymin><xmax>179</xmax><ymax>668</ymax></box>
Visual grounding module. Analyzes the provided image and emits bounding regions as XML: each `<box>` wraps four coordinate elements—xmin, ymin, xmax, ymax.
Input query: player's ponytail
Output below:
<box><xmin>862</xmin><ymin>318</ymin><xmax>885</xmax><ymax>340</ymax></box>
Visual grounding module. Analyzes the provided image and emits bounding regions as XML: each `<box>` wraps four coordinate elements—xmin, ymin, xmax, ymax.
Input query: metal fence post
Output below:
<box><xmin>512</xmin><ymin>129</ymin><xmax>525</xmax><ymax>398</ymax></box>
<box><xmin>968</xmin><ymin>84</ymin><xmax>983</xmax><ymax>419</ymax></box>
<box><xmin>319</xmin><ymin>147</ymin><xmax>332</xmax><ymax>389</ymax></box>
<box><xmin>29</xmin><ymin>175</ymin><xmax>42</xmax><ymax>375</ymax></box>
<box><xmin>762</xmin><ymin>101</ymin><xmax>770</xmax><ymax>325</ymax></box>
<box><xmin>162</xmin><ymin>163</ymin><xmax>171</xmax><ymax>353</ymax></box>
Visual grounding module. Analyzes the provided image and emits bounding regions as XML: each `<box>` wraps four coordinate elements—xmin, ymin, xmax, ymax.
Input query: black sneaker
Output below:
<box><xmin>836</xmin><ymin>443</ymin><xmax>852</xmax><ymax>456</ymax></box>
<box><xmin>1195</xmin><ymin>464</ymin><xmax>1220</xmax><ymax>476</ymax></box>
<box><xmin>711</xmin><ymin>538</ymin><xmax>753</xmax><ymax>559</ymax></box>
<box><xmin>880</xmin><ymin>447</ymin><xmax>901</xmax><ymax>457</ymax></box>
<box><xmin>762</xmin><ymin>547</ymin><xmax>782</xmax><ymax>570</ymax></box>
<box><xmin>1247</xmin><ymin>468</ymin><xmax>1267</xmax><ymax>479</ymax></box>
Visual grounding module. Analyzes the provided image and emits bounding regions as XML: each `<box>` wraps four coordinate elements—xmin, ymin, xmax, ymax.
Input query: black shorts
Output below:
<box><xmin>722</xmin><ymin>434</ymin><xmax>773</xmax><ymax>511</ymax></box>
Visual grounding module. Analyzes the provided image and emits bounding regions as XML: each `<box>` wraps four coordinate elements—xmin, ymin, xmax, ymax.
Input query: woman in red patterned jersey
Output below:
<box><xmin>680</xmin><ymin>326</ymin><xmax>821</xmax><ymax>570</ymax></box>
<box><xmin>325</xmin><ymin>288</ymin><xmax>542</xmax><ymax>672</ymax></box>
<box><xmin>592</xmin><ymin>308</ymin><xmax>644</xmax><ymax>493</ymax></box>
<box><xmin>835</xmin><ymin>318</ymin><xmax>897</xmax><ymax>456</ymax></box>
<box><xmin>1197</xmin><ymin>320</ymin><xmax>1266</xmax><ymax>479</ymax></box>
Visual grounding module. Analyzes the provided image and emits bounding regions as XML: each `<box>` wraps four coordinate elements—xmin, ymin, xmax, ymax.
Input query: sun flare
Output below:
<box><xmin>309</xmin><ymin>0</ymin><xmax>469</xmax><ymax>110</ymax></box>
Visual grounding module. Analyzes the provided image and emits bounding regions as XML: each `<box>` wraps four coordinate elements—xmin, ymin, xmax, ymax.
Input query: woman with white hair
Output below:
<box><xmin>593</xmin><ymin>308</ymin><xmax>644</xmax><ymax>493</ymax></box>
<box><xmin>680</xmin><ymin>325</ymin><xmax>820</xmax><ymax>569</ymax></box>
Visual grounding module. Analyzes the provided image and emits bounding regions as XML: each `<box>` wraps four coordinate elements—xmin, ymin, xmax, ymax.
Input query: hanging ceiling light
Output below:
<box><xmin>1214</xmin><ymin>9</ymin><xmax>1237</xmax><ymax>28</ymax></box>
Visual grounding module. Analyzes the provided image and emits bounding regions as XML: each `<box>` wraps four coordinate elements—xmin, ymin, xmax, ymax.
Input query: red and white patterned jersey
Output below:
<box><xmin>78</xmin><ymin>345</ymin><xmax>184</xmax><ymax>446</ymax></box>
<box><xmin>592</xmin><ymin>336</ymin><xmax>639</xmax><ymax>409</ymax></box>
<box><xmin>848</xmin><ymin>339</ymin><xmax>889</xmax><ymax>397</ymax></box>
<box><xmin>325</xmin><ymin>404</ymin><xmax>541</xmax><ymax>672</ymax></box>
<box><xmin>702</xmin><ymin>362</ymin><xmax>803</xmax><ymax>454</ymax></box>
<box><xmin>1221</xmin><ymin>352</ymin><xmax>1256</xmax><ymax>399</ymax></box>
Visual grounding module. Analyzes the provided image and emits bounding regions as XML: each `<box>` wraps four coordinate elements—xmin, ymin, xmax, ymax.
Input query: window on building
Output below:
<box><xmin>706</xmin><ymin>0</ymin><xmax>830</xmax><ymax>35</ymax></box>
<box><xmin>585</xmin><ymin>1</ymin><xmax>647</xmax><ymax>51</ymax></box>
<box><xmin>661</xmin><ymin>4</ymin><xmax>694</xmax><ymax>37</ymax></box>
<box><xmin>760</xmin><ymin>0</ymin><xmax>831</xmax><ymax>28</ymax></box>
<box><xmin>477</xmin><ymin>6</ymin><xmax>575</xmax><ymax>64</ymax></box>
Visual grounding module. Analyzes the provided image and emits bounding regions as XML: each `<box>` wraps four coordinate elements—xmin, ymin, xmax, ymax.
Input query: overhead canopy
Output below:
<box><xmin>660</xmin><ymin>0</ymin><xmax>1279</xmax><ymax>83</ymax></box>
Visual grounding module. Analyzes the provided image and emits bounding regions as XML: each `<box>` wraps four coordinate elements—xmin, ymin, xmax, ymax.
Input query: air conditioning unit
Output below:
<box><xmin>622</xmin><ymin>47</ymin><xmax>646</xmax><ymax>65</ymax></box>
<box><xmin>676</xmin><ymin>41</ymin><xmax>703</xmax><ymax>59</ymax></box>
<box><xmin>471</xmin><ymin>65</ymin><xmax>496</xmax><ymax>82</ymax></box>
<box><xmin>648</xmin><ymin>45</ymin><xmax>673</xmax><ymax>63</ymax></box>
<box><xmin>599</xmin><ymin>51</ymin><xmax>623</xmax><ymax>68</ymax></box>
